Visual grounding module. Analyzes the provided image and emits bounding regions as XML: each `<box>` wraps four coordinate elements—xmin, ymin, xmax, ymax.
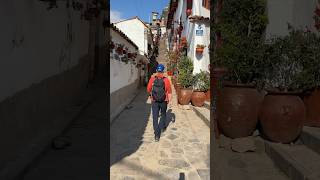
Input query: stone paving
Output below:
<box><xmin>110</xmin><ymin>83</ymin><xmax>210</xmax><ymax>180</ymax></box>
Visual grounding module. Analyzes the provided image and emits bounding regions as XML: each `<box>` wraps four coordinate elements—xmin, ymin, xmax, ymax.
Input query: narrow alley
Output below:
<box><xmin>110</xmin><ymin>83</ymin><xmax>210</xmax><ymax>180</ymax></box>
<box><xmin>111</xmin><ymin>36</ymin><xmax>209</xmax><ymax>180</ymax></box>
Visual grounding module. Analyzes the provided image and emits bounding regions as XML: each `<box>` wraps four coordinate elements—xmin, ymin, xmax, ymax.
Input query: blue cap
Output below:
<box><xmin>156</xmin><ymin>64</ymin><xmax>165</xmax><ymax>72</ymax></box>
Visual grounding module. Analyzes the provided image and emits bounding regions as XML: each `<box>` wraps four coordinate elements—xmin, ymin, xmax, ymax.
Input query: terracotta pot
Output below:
<box><xmin>191</xmin><ymin>91</ymin><xmax>206</xmax><ymax>107</ymax></box>
<box><xmin>259</xmin><ymin>91</ymin><xmax>305</xmax><ymax>143</ymax></box>
<box><xmin>176</xmin><ymin>82</ymin><xmax>181</xmax><ymax>96</ymax></box>
<box><xmin>303</xmin><ymin>89</ymin><xmax>320</xmax><ymax>127</ymax></box>
<box><xmin>217</xmin><ymin>84</ymin><xmax>263</xmax><ymax>138</ymax></box>
<box><xmin>186</xmin><ymin>9</ymin><xmax>192</xmax><ymax>16</ymax></box>
<box><xmin>205</xmin><ymin>90</ymin><xmax>210</xmax><ymax>102</ymax></box>
<box><xmin>178</xmin><ymin>88</ymin><xmax>193</xmax><ymax>105</ymax></box>
<box><xmin>196</xmin><ymin>47</ymin><xmax>204</xmax><ymax>54</ymax></box>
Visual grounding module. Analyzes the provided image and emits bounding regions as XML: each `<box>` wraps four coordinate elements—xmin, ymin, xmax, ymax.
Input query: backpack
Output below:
<box><xmin>152</xmin><ymin>76</ymin><xmax>166</xmax><ymax>102</ymax></box>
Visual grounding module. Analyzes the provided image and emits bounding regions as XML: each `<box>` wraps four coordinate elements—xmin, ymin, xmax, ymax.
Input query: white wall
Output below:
<box><xmin>110</xmin><ymin>29</ymin><xmax>139</xmax><ymax>93</ymax></box>
<box><xmin>115</xmin><ymin>18</ymin><xmax>149</xmax><ymax>56</ymax></box>
<box><xmin>266</xmin><ymin>0</ymin><xmax>317</xmax><ymax>38</ymax></box>
<box><xmin>0</xmin><ymin>0</ymin><xmax>89</xmax><ymax>102</ymax></box>
<box><xmin>172</xmin><ymin>0</ymin><xmax>210</xmax><ymax>74</ymax></box>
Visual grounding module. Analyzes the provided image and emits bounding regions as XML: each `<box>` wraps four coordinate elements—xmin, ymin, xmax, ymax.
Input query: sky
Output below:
<box><xmin>110</xmin><ymin>0</ymin><xmax>170</xmax><ymax>23</ymax></box>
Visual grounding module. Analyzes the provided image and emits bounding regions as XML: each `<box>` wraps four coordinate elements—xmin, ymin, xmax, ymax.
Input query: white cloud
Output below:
<box><xmin>110</xmin><ymin>10</ymin><xmax>123</xmax><ymax>23</ymax></box>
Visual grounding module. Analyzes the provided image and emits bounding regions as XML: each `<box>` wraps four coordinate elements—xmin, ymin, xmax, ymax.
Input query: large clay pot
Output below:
<box><xmin>191</xmin><ymin>91</ymin><xmax>206</xmax><ymax>107</ymax></box>
<box><xmin>205</xmin><ymin>89</ymin><xmax>211</xmax><ymax>102</ymax></box>
<box><xmin>176</xmin><ymin>83</ymin><xmax>181</xmax><ymax>103</ymax></box>
<box><xmin>303</xmin><ymin>89</ymin><xmax>320</xmax><ymax>127</ymax></box>
<box><xmin>178</xmin><ymin>88</ymin><xmax>193</xmax><ymax>105</ymax></box>
<box><xmin>217</xmin><ymin>84</ymin><xmax>263</xmax><ymax>138</ymax></box>
<box><xmin>259</xmin><ymin>91</ymin><xmax>305</xmax><ymax>143</ymax></box>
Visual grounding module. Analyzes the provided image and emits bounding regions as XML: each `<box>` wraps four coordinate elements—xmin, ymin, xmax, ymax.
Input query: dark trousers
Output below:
<box><xmin>152</xmin><ymin>101</ymin><xmax>167</xmax><ymax>137</ymax></box>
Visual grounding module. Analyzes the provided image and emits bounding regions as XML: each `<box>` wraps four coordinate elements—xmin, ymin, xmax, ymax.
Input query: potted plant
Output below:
<box><xmin>177</xmin><ymin>56</ymin><xmax>194</xmax><ymax>105</ymax></box>
<box><xmin>258</xmin><ymin>28</ymin><xmax>309</xmax><ymax>143</ymax></box>
<box><xmin>191</xmin><ymin>70</ymin><xmax>210</xmax><ymax>107</ymax></box>
<box><xmin>196</xmin><ymin>44</ymin><xmax>205</xmax><ymax>54</ymax></box>
<box><xmin>213</xmin><ymin>0</ymin><xmax>268</xmax><ymax>139</ymax></box>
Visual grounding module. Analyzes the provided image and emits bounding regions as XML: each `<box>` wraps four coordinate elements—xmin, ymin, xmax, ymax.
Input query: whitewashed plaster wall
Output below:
<box><xmin>0</xmin><ymin>0</ymin><xmax>90</xmax><ymax>102</ymax></box>
<box><xmin>173</xmin><ymin>0</ymin><xmax>210</xmax><ymax>74</ymax></box>
<box><xmin>266</xmin><ymin>0</ymin><xmax>318</xmax><ymax>39</ymax></box>
<box><xmin>110</xmin><ymin>29</ymin><xmax>139</xmax><ymax>94</ymax></box>
<box><xmin>115</xmin><ymin>18</ymin><xmax>149</xmax><ymax>56</ymax></box>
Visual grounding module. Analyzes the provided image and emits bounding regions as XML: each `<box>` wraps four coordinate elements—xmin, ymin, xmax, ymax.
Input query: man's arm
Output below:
<box><xmin>147</xmin><ymin>77</ymin><xmax>154</xmax><ymax>94</ymax></box>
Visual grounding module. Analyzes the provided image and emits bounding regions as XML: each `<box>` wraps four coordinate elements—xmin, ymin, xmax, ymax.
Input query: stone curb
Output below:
<box><xmin>191</xmin><ymin>106</ymin><xmax>210</xmax><ymax>128</ymax></box>
<box><xmin>300</xmin><ymin>127</ymin><xmax>320</xmax><ymax>156</ymax></box>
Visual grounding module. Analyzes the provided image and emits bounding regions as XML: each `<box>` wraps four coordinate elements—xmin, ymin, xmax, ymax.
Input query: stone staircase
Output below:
<box><xmin>156</xmin><ymin>38</ymin><xmax>168</xmax><ymax>67</ymax></box>
<box><xmin>265</xmin><ymin>126</ymin><xmax>320</xmax><ymax>180</ymax></box>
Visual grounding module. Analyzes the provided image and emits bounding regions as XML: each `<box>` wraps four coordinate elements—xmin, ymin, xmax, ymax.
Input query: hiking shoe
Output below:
<box><xmin>162</xmin><ymin>127</ymin><xmax>167</xmax><ymax>132</ymax></box>
<box><xmin>155</xmin><ymin>136</ymin><xmax>160</xmax><ymax>142</ymax></box>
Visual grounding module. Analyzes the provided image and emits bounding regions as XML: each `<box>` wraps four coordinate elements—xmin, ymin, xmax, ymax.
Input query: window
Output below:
<box><xmin>202</xmin><ymin>0</ymin><xmax>210</xmax><ymax>9</ymax></box>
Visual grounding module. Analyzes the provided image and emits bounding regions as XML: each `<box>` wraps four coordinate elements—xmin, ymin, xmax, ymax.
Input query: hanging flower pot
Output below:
<box><xmin>116</xmin><ymin>47</ymin><xmax>123</xmax><ymax>55</ymax></box>
<box><xmin>186</xmin><ymin>9</ymin><xmax>192</xmax><ymax>16</ymax></box>
<box><xmin>196</xmin><ymin>44</ymin><xmax>205</xmax><ymax>54</ymax></box>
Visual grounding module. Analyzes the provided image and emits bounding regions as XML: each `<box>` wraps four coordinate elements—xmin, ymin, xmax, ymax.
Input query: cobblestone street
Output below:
<box><xmin>110</xmin><ymin>82</ymin><xmax>210</xmax><ymax>180</ymax></box>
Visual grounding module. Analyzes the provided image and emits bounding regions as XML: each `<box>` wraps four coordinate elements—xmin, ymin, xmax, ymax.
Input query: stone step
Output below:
<box><xmin>265</xmin><ymin>141</ymin><xmax>320</xmax><ymax>180</ymax></box>
<box><xmin>213</xmin><ymin>136</ymin><xmax>289</xmax><ymax>180</ymax></box>
<box><xmin>300</xmin><ymin>126</ymin><xmax>320</xmax><ymax>156</ymax></box>
<box><xmin>191</xmin><ymin>105</ymin><xmax>210</xmax><ymax>128</ymax></box>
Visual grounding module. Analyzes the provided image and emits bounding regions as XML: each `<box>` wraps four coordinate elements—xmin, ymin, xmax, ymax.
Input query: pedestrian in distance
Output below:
<box><xmin>147</xmin><ymin>64</ymin><xmax>172</xmax><ymax>142</ymax></box>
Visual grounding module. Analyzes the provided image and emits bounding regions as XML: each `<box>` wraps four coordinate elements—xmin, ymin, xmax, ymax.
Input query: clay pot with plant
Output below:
<box><xmin>196</xmin><ymin>44</ymin><xmax>205</xmax><ymax>54</ymax></box>
<box><xmin>258</xmin><ymin>28</ymin><xmax>310</xmax><ymax>143</ymax></box>
<box><xmin>177</xmin><ymin>56</ymin><xmax>194</xmax><ymax>105</ymax></box>
<box><xmin>191</xmin><ymin>71</ymin><xmax>210</xmax><ymax>107</ymax></box>
<box><xmin>213</xmin><ymin>0</ymin><xmax>268</xmax><ymax>139</ymax></box>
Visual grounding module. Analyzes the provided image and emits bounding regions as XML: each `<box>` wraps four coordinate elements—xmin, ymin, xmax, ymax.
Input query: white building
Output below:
<box><xmin>266</xmin><ymin>0</ymin><xmax>319</xmax><ymax>38</ymax></box>
<box><xmin>114</xmin><ymin>17</ymin><xmax>153</xmax><ymax>61</ymax></box>
<box><xmin>110</xmin><ymin>24</ymin><xmax>147</xmax><ymax>122</ymax></box>
<box><xmin>167</xmin><ymin>0</ymin><xmax>210</xmax><ymax>74</ymax></box>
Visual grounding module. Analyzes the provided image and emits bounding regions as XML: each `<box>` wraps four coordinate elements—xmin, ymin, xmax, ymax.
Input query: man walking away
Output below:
<box><xmin>147</xmin><ymin>64</ymin><xmax>172</xmax><ymax>142</ymax></box>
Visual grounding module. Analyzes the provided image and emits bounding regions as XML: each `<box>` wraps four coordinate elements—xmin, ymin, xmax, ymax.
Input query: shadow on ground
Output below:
<box><xmin>110</xmin><ymin>90</ymin><xmax>151</xmax><ymax>166</ymax></box>
<box><xmin>21</xmin><ymin>74</ymin><xmax>107</xmax><ymax>180</ymax></box>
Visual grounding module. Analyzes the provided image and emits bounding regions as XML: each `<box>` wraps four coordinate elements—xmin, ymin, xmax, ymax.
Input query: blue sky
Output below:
<box><xmin>110</xmin><ymin>0</ymin><xmax>170</xmax><ymax>23</ymax></box>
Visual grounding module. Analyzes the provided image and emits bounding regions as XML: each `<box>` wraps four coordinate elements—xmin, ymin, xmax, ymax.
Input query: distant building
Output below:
<box><xmin>266</xmin><ymin>0</ymin><xmax>319</xmax><ymax>38</ymax></box>
<box><xmin>167</xmin><ymin>0</ymin><xmax>210</xmax><ymax>74</ymax></box>
<box><xmin>114</xmin><ymin>17</ymin><xmax>153</xmax><ymax>60</ymax></box>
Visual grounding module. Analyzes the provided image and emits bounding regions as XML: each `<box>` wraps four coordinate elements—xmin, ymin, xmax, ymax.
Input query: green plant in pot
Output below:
<box><xmin>191</xmin><ymin>70</ymin><xmax>210</xmax><ymax>107</ymax></box>
<box><xmin>213</xmin><ymin>0</ymin><xmax>268</xmax><ymax>139</ymax></box>
<box><xmin>177</xmin><ymin>56</ymin><xmax>194</xmax><ymax>105</ymax></box>
<box><xmin>259</xmin><ymin>28</ymin><xmax>320</xmax><ymax>143</ymax></box>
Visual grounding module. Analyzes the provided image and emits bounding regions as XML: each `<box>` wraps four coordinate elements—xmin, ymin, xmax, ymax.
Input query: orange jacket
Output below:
<box><xmin>147</xmin><ymin>73</ymin><xmax>172</xmax><ymax>102</ymax></box>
